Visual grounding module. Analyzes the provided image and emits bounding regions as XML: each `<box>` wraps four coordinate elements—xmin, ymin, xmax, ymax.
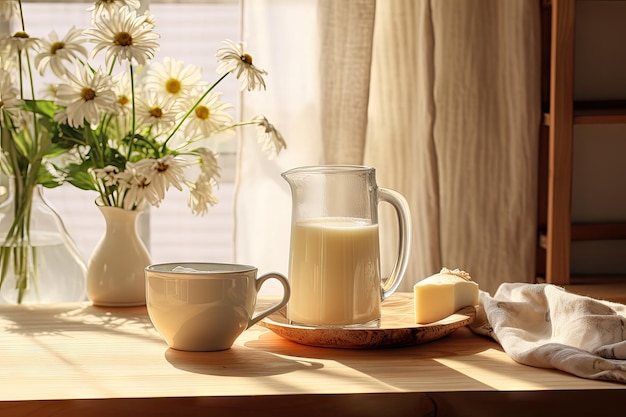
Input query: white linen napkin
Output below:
<box><xmin>470</xmin><ymin>282</ymin><xmax>626</xmax><ymax>383</ymax></box>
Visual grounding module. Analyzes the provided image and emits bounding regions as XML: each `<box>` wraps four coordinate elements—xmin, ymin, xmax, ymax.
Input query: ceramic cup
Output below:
<box><xmin>145</xmin><ymin>262</ymin><xmax>290</xmax><ymax>351</ymax></box>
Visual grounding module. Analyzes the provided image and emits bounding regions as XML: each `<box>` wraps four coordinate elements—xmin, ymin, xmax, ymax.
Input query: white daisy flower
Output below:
<box><xmin>0</xmin><ymin>45</ymin><xmax>13</xmax><ymax>71</ymax></box>
<box><xmin>140</xmin><ymin>9</ymin><xmax>156</xmax><ymax>29</ymax></box>
<box><xmin>215</xmin><ymin>39</ymin><xmax>267</xmax><ymax>91</ymax></box>
<box><xmin>0</xmin><ymin>68</ymin><xmax>24</xmax><ymax>124</ymax></box>
<box><xmin>89</xmin><ymin>0</ymin><xmax>141</xmax><ymax>19</ymax></box>
<box><xmin>188</xmin><ymin>173</ymin><xmax>219</xmax><ymax>216</ymax></box>
<box><xmin>185</xmin><ymin>148</ymin><xmax>220</xmax><ymax>215</ymax></box>
<box><xmin>50</xmin><ymin>145</ymin><xmax>85</xmax><ymax>170</ymax></box>
<box><xmin>54</xmin><ymin>66</ymin><xmax>117</xmax><ymax>128</ymax></box>
<box><xmin>0</xmin><ymin>31</ymin><xmax>40</xmax><ymax>65</ymax></box>
<box><xmin>134</xmin><ymin>92</ymin><xmax>178</xmax><ymax>134</ymax></box>
<box><xmin>143</xmin><ymin>57</ymin><xmax>204</xmax><ymax>100</ymax></box>
<box><xmin>86</xmin><ymin>6</ymin><xmax>160</xmax><ymax>66</ymax></box>
<box><xmin>111</xmin><ymin>71</ymin><xmax>132</xmax><ymax>114</ymax></box>
<box><xmin>0</xmin><ymin>1</ymin><xmax>19</xmax><ymax>20</ymax></box>
<box><xmin>196</xmin><ymin>147</ymin><xmax>221</xmax><ymax>181</ymax></box>
<box><xmin>252</xmin><ymin>115</ymin><xmax>287</xmax><ymax>159</ymax></box>
<box><xmin>39</xmin><ymin>83</ymin><xmax>59</xmax><ymax>100</ymax></box>
<box><xmin>35</xmin><ymin>27</ymin><xmax>88</xmax><ymax>78</ymax></box>
<box><xmin>54</xmin><ymin>106</ymin><xmax>73</xmax><ymax>126</ymax></box>
<box><xmin>130</xmin><ymin>154</ymin><xmax>187</xmax><ymax>203</ymax></box>
<box><xmin>181</xmin><ymin>91</ymin><xmax>233</xmax><ymax>139</ymax></box>
<box><xmin>118</xmin><ymin>166</ymin><xmax>160</xmax><ymax>209</ymax></box>
<box><xmin>93</xmin><ymin>165</ymin><xmax>121</xmax><ymax>187</ymax></box>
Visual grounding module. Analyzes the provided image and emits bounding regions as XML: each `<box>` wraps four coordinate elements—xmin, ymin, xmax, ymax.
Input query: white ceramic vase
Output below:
<box><xmin>87</xmin><ymin>205</ymin><xmax>151</xmax><ymax>307</ymax></box>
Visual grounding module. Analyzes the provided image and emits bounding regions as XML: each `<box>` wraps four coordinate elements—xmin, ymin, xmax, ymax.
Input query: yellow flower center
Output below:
<box><xmin>81</xmin><ymin>88</ymin><xmax>96</xmax><ymax>101</ymax></box>
<box><xmin>241</xmin><ymin>53</ymin><xmax>253</xmax><ymax>65</ymax></box>
<box><xmin>156</xmin><ymin>162</ymin><xmax>168</xmax><ymax>172</ymax></box>
<box><xmin>118</xmin><ymin>95</ymin><xmax>130</xmax><ymax>106</ymax></box>
<box><xmin>13</xmin><ymin>31</ymin><xmax>29</xmax><ymax>39</ymax></box>
<box><xmin>149</xmin><ymin>107</ymin><xmax>163</xmax><ymax>119</ymax></box>
<box><xmin>50</xmin><ymin>41</ymin><xmax>65</xmax><ymax>55</ymax></box>
<box><xmin>165</xmin><ymin>78</ymin><xmax>181</xmax><ymax>95</ymax></box>
<box><xmin>114</xmin><ymin>32</ymin><xmax>133</xmax><ymax>47</ymax></box>
<box><xmin>195</xmin><ymin>105</ymin><xmax>210</xmax><ymax>120</ymax></box>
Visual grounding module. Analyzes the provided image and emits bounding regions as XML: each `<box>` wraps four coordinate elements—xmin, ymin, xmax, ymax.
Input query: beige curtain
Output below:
<box><xmin>318</xmin><ymin>0</ymin><xmax>376</xmax><ymax>164</ymax></box>
<box><xmin>367</xmin><ymin>0</ymin><xmax>541</xmax><ymax>293</ymax></box>
<box><xmin>236</xmin><ymin>0</ymin><xmax>541</xmax><ymax>295</ymax></box>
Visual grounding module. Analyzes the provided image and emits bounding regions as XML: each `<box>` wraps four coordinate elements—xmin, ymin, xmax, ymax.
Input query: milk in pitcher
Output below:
<box><xmin>287</xmin><ymin>217</ymin><xmax>381</xmax><ymax>326</ymax></box>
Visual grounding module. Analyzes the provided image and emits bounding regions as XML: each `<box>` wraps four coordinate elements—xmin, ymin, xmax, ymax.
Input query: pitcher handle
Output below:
<box><xmin>248</xmin><ymin>272</ymin><xmax>291</xmax><ymax>328</ymax></box>
<box><xmin>378</xmin><ymin>188</ymin><xmax>412</xmax><ymax>300</ymax></box>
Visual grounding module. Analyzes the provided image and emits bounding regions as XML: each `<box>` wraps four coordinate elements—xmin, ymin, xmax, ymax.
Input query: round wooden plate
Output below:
<box><xmin>258</xmin><ymin>293</ymin><xmax>475</xmax><ymax>349</ymax></box>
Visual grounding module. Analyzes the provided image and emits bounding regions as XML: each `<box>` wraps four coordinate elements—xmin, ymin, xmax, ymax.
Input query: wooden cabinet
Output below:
<box><xmin>538</xmin><ymin>0</ymin><xmax>626</xmax><ymax>286</ymax></box>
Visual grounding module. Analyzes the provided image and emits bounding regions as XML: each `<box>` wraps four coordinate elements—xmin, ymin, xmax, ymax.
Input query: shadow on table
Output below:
<box><xmin>244</xmin><ymin>326</ymin><xmax>521</xmax><ymax>392</ymax></box>
<box><xmin>246</xmin><ymin>326</ymin><xmax>604</xmax><ymax>393</ymax></box>
<box><xmin>164</xmin><ymin>344</ymin><xmax>323</xmax><ymax>377</ymax></box>
<box><xmin>0</xmin><ymin>303</ymin><xmax>158</xmax><ymax>342</ymax></box>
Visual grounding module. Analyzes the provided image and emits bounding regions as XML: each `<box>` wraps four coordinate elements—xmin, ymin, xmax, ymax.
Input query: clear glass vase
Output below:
<box><xmin>0</xmin><ymin>181</ymin><xmax>87</xmax><ymax>304</ymax></box>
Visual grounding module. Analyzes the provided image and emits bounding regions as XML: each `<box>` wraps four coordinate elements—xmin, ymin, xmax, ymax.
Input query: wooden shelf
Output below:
<box><xmin>574</xmin><ymin>100</ymin><xmax>626</xmax><ymax>124</ymax></box>
<box><xmin>542</xmin><ymin>100</ymin><xmax>626</xmax><ymax>125</ymax></box>
<box><xmin>539</xmin><ymin>222</ymin><xmax>626</xmax><ymax>247</ymax></box>
<box><xmin>539</xmin><ymin>0</ymin><xmax>576</xmax><ymax>285</ymax></box>
<box><xmin>538</xmin><ymin>0</ymin><xmax>626</xmax><ymax>285</ymax></box>
<box><xmin>571</xmin><ymin>222</ymin><xmax>626</xmax><ymax>240</ymax></box>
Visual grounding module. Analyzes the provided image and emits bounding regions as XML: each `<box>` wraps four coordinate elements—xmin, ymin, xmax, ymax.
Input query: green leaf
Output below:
<box><xmin>65</xmin><ymin>165</ymin><xmax>97</xmax><ymax>191</ymax></box>
<box><xmin>36</xmin><ymin>164</ymin><xmax>63</xmax><ymax>189</ymax></box>
<box><xmin>11</xmin><ymin>129</ymin><xmax>33</xmax><ymax>162</ymax></box>
<box><xmin>35</xmin><ymin>127</ymin><xmax>53</xmax><ymax>160</ymax></box>
<box><xmin>104</xmin><ymin>148</ymin><xmax>128</xmax><ymax>170</ymax></box>
<box><xmin>45</xmin><ymin>142</ymin><xmax>74</xmax><ymax>159</ymax></box>
<box><xmin>23</xmin><ymin>99</ymin><xmax>59</xmax><ymax>119</ymax></box>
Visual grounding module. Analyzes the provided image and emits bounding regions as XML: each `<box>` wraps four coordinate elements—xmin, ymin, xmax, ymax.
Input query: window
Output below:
<box><xmin>4</xmin><ymin>0</ymin><xmax>241</xmax><ymax>264</ymax></box>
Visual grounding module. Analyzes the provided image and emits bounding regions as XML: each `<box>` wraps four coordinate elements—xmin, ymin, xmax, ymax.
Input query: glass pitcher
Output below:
<box><xmin>282</xmin><ymin>165</ymin><xmax>411</xmax><ymax>327</ymax></box>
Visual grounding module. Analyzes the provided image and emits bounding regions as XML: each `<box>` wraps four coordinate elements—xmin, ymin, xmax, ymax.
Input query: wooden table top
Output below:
<box><xmin>0</xmin><ymin>295</ymin><xmax>624</xmax><ymax>417</ymax></box>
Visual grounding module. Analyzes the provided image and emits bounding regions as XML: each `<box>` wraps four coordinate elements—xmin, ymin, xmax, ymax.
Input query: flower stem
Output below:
<box><xmin>17</xmin><ymin>1</ymin><xmax>25</xmax><ymax>31</ymax></box>
<box><xmin>0</xmin><ymin>179</ymin><xmax>38</xmax><ymax>304</ymax></box>
<box><xmin>160</xmin><ymin>72</ymin><xmax>230</xmax><ymax>152</ymax></box>
<box><xmin>128</xmin><ymin>64</ymin><xmax>137</xmax><ymax>160</ymax></box>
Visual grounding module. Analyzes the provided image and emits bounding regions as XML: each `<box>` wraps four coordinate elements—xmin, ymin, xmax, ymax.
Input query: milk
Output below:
<box><xmin>287</xmin><ymin>217</ymin><xmax>381</xmax><ymax>326</ymax></box>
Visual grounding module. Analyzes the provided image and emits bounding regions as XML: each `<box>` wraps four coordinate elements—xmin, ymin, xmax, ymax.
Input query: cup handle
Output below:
<box><xmin>378</xmin><ymin>187</ymin><xmax>412</xmax><ymax>300</ymax></box>
<box><xmin>247</xmin><ymin>272</ymin><xmax>291</xmax><ymax>328</ymax></box>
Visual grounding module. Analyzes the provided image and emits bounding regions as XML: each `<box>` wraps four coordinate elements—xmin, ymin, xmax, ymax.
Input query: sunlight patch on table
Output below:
<box><xmin>434</xmin><ymin>349</ymin><xmax>550</xmax><ymax>390</ymax></box>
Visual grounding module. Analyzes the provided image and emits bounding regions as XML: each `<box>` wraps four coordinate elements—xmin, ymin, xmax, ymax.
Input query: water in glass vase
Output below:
<box><xmin>0</xmin><ymin>184</ymin><xmax>87</xmax><ymax>304</ymax></box>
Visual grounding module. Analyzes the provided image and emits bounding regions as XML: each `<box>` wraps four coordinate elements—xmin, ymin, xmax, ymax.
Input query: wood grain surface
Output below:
<box><xmin>0</xmin><ymin>293</ymin><xmax>624</xmax><ymax>416</ymax></box>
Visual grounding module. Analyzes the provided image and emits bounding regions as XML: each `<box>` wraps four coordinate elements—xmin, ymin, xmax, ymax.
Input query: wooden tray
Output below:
<box><xmin>258</xmin><ymin>293</ymin><xmax>475</xmax><ymax>349</ymax></box>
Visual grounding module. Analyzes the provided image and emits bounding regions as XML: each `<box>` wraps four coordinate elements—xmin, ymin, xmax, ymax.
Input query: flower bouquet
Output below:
<box><xmin>0</xmin><ymin>0</ymin><xmax>285</xmax><ymax>303</ymax></box>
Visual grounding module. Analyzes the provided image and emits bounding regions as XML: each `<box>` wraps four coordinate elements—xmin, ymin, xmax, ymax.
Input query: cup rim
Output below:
<box><xmin>145</xmin><ymin>262</ymin><xmax>257</xmax><ymax>274</ymax></box>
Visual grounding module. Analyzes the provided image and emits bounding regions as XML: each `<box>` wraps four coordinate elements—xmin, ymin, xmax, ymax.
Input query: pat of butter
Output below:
<box><xmin>413</xmin><ymin>268</ymin><xmax>479</xmax><ymax>324</ymax></box>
